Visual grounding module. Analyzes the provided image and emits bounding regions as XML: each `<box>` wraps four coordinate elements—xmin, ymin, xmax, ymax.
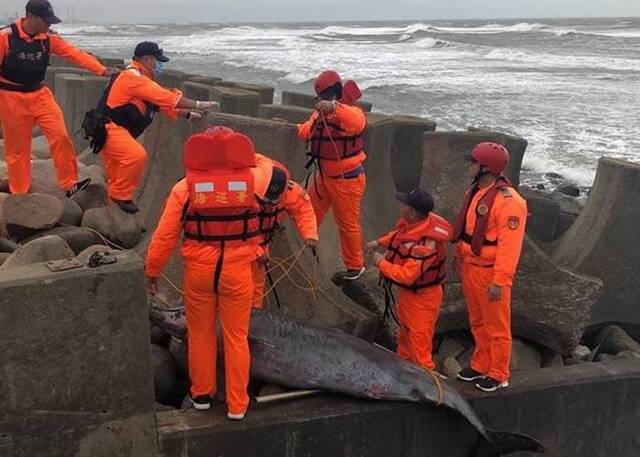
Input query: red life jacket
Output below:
<box><xmin>452</xmin><ymin>176</ymin><xmax>511</xmax><ymax>256</ymax></box>
<box><xmin>0</xmin><ymin>23</ymin><xmax>50</xmax><ymax>92</ymax></box>
<box><xmin>309</xmin><ymin>116</ymin><xmax>365</xmax><ymax>162</ymax></box>
<box><xmin>383</xmin><ymin>213</ymin><xmax>452</xmax><ymax>291</ymax></box>
<box><xmin>181</xmin><ymin>131</ymin><xmax>262</xmax><ymax>248</ymax></box>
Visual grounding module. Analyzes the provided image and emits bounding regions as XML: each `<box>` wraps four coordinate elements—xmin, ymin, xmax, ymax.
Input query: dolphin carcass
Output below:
<box><xmin>150</xmin><ymin>307</ymin><xmax>544</xmax><ymax>456</ymax></box>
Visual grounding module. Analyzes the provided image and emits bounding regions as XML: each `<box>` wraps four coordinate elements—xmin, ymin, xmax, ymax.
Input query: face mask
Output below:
<box><xmin>153</xmin><ymin>61</ymin><xmax>165</xmax><ymax>77</ymax></box>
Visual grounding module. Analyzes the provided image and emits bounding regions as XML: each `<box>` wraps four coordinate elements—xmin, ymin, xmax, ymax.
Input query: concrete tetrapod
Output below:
<box><xmin>419</xmin><ymin>131</ymin><xmax>602</xmax><ymax>355</ymax></box>
<box><xmin>552</xmin><ymin>158</ymin><xmax>640</xmax><ymax>339</ymax></box>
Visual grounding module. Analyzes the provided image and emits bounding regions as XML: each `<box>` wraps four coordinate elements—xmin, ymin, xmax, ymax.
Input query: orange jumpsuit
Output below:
<box><xmin>456</xmin><ymin>183</ymin><xmax>527</xmax><ymax>382</ymax></box>
<box><xmin>250</xmin><ymin>163</ymin><xmax>318</xmax><ymax>308</ymax></box>
<box><xmin>146</xmin><ymin>179</ymin><xmax>264</xmax><ymax>415</ymax></box>
<box><xmin>377</xmin><ymin>215</ymin><xmax>449</xmax><ymax>371</ymax></box>
<box><xmin>298</xmin><ymin>103</ymin><xmax>367</xmax><ymax>271</ymax></box>
<box><xmin>101</xmin><ymin>61</ymin><xmax>181</xmax><ymax>201</ymax></box>
<box><xmin>0</xmin><ymin>19</ymin><xmax>106</xmax><ymax>194</ymax></box>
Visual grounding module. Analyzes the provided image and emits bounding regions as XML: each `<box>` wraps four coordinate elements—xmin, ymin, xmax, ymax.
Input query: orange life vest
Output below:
<box><xmin>309</xmin><ymin>117</ymin><xmax>365</xmax><ymax>162</ymax></box>
<box><xmin>383</xmin><ymin>213</ymin><xmax>452</xmax><ymax>291</ymax></box>
<box><xmin>181</xmin><ymin>131</ymin><xmax>262</xmax><ymax>248</ymax></box>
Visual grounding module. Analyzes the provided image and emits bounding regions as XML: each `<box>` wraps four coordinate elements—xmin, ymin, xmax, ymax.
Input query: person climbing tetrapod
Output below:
<box><xmin>297</xmin><ymin>69</ymin><xmax>367</xmax><ymax>281</ymax></box>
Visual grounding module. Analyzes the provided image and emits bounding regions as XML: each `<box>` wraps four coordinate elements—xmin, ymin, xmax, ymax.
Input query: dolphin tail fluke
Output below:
<box><xmin>474</xmin><ymin>430</ymin><xmax>545</xmax><ymax>456</ymax></box>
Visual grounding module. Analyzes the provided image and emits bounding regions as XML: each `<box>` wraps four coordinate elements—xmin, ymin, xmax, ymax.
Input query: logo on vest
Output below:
<box><xmin>508</xmin><ymin>216</ymin><xmax>520</xmax><ymax>230</ymax></box>
<box><xmin>477</xmin><ymin>204</ymin><xmax>489</xmax><ymax>216</ymax></box>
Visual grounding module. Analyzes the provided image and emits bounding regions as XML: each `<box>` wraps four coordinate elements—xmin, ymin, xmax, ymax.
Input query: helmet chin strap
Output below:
<box><xmin>473</xmin><ymin>167</ymin><xmax>497</xmax><ymax>184</ymax></box>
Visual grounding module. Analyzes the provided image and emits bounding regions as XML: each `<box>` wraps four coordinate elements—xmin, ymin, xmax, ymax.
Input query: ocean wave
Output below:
<box><xmin>484</xmin><ymin>47</ymin><xmax>640</xmax><ymax>72</ymax></box>
<box><xmin>430</xmin><ymin>22</ymin><xmax>548</xmax><ymax>34</ymax></box>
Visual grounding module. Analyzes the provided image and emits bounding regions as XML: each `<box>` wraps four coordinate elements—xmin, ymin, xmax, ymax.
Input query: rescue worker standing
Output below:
<box><xmin>0</xmin><ymin>0</ymin><xmax>114</xmax><ymax>196</ymax></box>
<box><xmin>367</xmin><ymin>189</ymin><xmax>452</xmax><ymax>373</ymax></box>
<box><xmin>146</xmin><ymin>127</ymin><xmax>265</xmax><ymax>420</ymax></box>
<box><xmin>453</xmin><ymin>142</ymin><xmax>527</xmax><ymax>392</ymax></box>
<box><xmin>250</xmin><ymin>153</ymin><xmax>318</xmax><ymax>308</ymax></box>
<box><xmin>96</xmin><ymin>42</ymin><xmax>217</xmax><ymax>214</ymax></box>
<box><xmin>297</xmin><ymin>70</ymin><xmax>367</xmax><ymax>280</ymax></box>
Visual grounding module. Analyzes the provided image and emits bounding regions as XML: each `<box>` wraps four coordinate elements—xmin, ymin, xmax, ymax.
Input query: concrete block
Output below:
<box><xmin>389</xmin><ymin>115</ymin><xmax>436</xmax><ymax>192</ymax></box>
<box><xmin>258</xmin><ymin>104</ymin><xmax>313</xmax><ymax>124</ymax></box>
<box><xmin>214</xmin><ymin>81</ymin><xmax>275</xmax><ymax>105</ymax></box>
<box><xmin>0</xmin><ymin>251</ymin><xmax>159</xmax><ymax>457</ymax></box>
<box><xmin>521</xmin><ymin>188</ymin><xmax>562</xmax><ymax>243</ymax></box>
<box><xmin>553</xmin><ymin>158</ymin><xmax>640</xmax><ymax>339</ymax></box>
<box><xmin>181</xmin><ymin>81</ymin><xmax>214</xmax><ymax>101</ymax></box>
<box><xmin>209</xmin><ymin>86</ymin><xmax>260</xmax><ymax>117</ymax></box>
<box><xmin>156</xmin><ymin>69</ymin><xmax>189</xmax><ymax>89</ymax></box>
<box><xmin>466</xmin><ymin>359</ymin><xmax>640</xmax><ymax>457</ymax></box>
<box><xmin>187</xmin><ymin>75</ymin><xmax>223</xmax><ymax>86</ymax></box>
<box><xmin>45</xmin><ymin>66</ymin><xmax>91</xmax><ymax>92</ymax></box>
<box><xmin>159</xmin><ymin>396</ymin><xmax>477</xmax><ymax>457</ymax></box>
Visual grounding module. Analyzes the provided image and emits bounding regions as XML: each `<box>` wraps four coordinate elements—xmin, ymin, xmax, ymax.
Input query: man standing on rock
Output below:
<box><xmin>92</xmin><ymin>41</ymin><xmax>217</xmax><ymax>214</ymax></box>
<box><xmin>0</xmin><ymin>0</ymin><xmax>116</xmax><ymax>197</ymax></box>
<box><xmin>453</xmin><ymin>142</ymin><xmax>527</xmax><ymax>392</ymax></box>
<box><xmin>250</xmin><ymin>153</ymin><xmax>318</xmax><ymax>308</ymax></box>
<box><xmin>297</xmin><ymin>69</ymin><xmax>367</xmax><ymax>281</ymax></box>
<box><xmin>367</xmin><ymin>189</ymin><xmax>452</xmax><ymax>375</ymax></box>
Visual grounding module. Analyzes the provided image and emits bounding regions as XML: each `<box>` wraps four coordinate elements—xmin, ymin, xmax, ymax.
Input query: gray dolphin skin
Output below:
<box><xmin>150</xmin><ymin>307</ymin><xmax>544</xmax><ymax>456</ymax></box>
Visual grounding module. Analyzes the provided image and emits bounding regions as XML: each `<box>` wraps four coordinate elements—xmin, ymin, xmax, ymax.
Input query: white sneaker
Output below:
<box><xmin>226</xmin><ymin>411</ymin><xmax>246</xmax><ymax>421</ymax></box>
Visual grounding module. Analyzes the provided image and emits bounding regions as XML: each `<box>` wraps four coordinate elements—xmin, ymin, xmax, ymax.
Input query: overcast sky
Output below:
<box><xmin>2</xmin><ymin>1</ymin><xmax>639</xmax><ymax>23</ymax></box>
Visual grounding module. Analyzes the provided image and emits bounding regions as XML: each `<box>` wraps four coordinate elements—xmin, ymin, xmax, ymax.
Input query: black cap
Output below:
<box><xmin>26</xmin><ymin>0</ymin><xmax>61</xmax><ymax>25</ymax></box>
<box><xmin>134</xmin><ymin>41</ymin><xmax>170</xmax><ymax>62</ymax></box>
<box><xmin>396</xmin><ymin>189</ymin><xmax>434</xmax><ymax>215</ymax></box>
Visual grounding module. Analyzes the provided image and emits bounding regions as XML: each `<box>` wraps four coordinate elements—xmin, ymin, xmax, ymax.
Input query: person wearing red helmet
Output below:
<box><xmin>146</xmin><ymin>127</ymin><xmax>265</xmax><ymax>420</ymax></box>
<box><xmin>452</xmin><ymin>142</ymin><xmax>527</xmax><ymax>392</ymax></box>
<box><xmin>297</xmin><ymin>69</ymin><xmax>367</xmax><ymax>280</ymax></box>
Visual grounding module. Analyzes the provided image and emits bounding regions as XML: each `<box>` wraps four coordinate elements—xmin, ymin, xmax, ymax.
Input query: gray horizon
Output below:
<box><xmin>1</xmin><ymin>1</ymin><xmax>639</xmax><ymax>24</ymax></box>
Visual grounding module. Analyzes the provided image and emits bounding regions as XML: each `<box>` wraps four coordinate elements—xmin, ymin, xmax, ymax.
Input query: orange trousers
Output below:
<box><xmin>308</xmin><ymin>173</ymin><xmax>365</xmax><ymax>270</ymax></box>
<box><xmin>100</xmin><ymin>124</ymin><xmax>147</xmax><ymax>201</ymax></box>
<box><xmin>461</xmin><ymin>263</ymin><xmax>512</xmax><ymax>382</ymax></box>
<box><xmin>0</xmin><ymin>87</ymin><xmax>78</xmax><ymax>194</ymax></box>
<box><xmin>396</xmin><ymin>285</ymin><xmax>443</xmax><ymax>371</ymax></box>
<box><xmin>183</xmin><ymin>258</ymin><xmax>253</xmax><ymax>415</ymax></box>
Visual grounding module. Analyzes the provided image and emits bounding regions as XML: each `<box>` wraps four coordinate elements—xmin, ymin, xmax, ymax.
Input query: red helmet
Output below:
<box><xmin>314</xmin><ymin>70</ymin><xmax>342</xmax><ymax>96</ymax></box>
<box><xmin>470</xmin><ymin>142</ymin><xmax>509</xmax><ymax>175</ymax></box>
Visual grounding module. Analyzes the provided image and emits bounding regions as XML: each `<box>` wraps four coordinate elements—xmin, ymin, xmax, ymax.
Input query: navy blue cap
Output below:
<box><xmin>134</xmin><ymin>42</ymin><xmax>170</xmax><ymax>62</ymax></box>
<box><xmin>396</xmin><ymin>189</ymin><xmax>434</xmax><ymax>215</ymax></box>
<box><xmin>26</xmin><ymin>0</ymin><xmax>61</xmax><ymax>24</ymax></box>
